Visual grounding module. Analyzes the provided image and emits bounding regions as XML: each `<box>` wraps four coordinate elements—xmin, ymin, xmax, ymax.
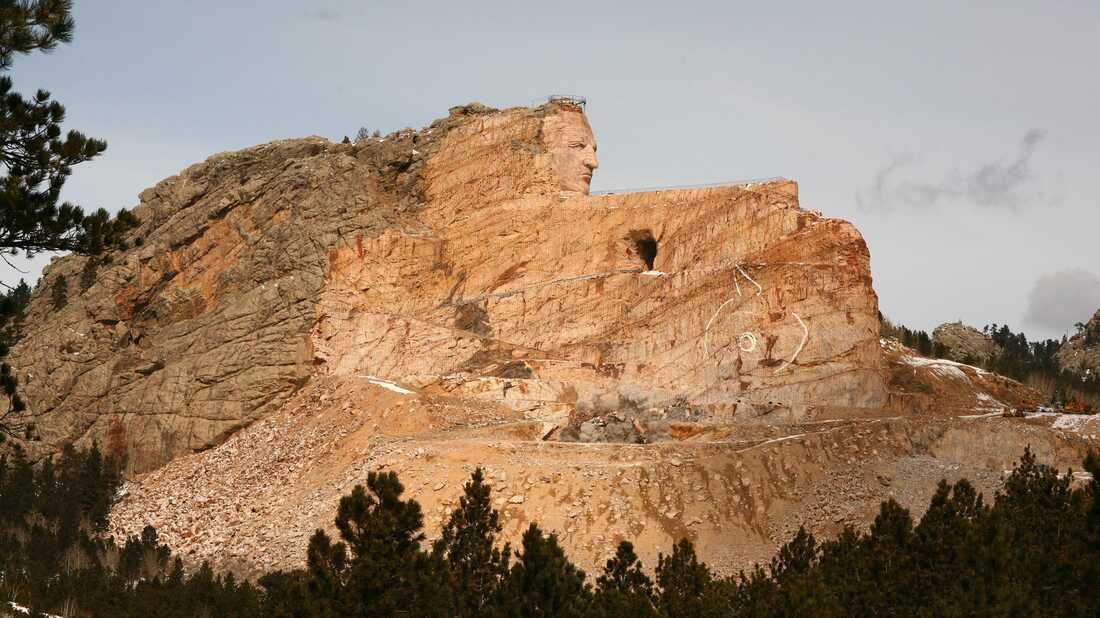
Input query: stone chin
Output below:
<box><xmin>559</xmin><ymin>172</ymin><xmax>593</xmax><ymax>194</ymax></box>
<box><xmin>542</xmin><ymin>107</ymin><xmax>599</xmax><ymax>195</ymax></box>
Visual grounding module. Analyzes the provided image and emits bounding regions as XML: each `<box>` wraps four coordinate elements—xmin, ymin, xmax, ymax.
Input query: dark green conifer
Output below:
<box><xmin>433</xmin><ymin>467</ymin><xmax>510</xmax><ymax>616</ymax></box>
<box><xmin>592</xmin><ymin>540</ymin><xmax>657</xmax><ymax>617</ymax></box>
<box><xmin>305</xmin><ymin>471</ymin><xmax>453</xmax><ymax>616</ymax></box>
<box><xmin>79</xmin><ymin>257</ymin><xmax>97</xmax><ymax>292</ymax></box>
<box><xmin>655</xmin><ymin>538</ymin><xmax>716</xmax><ymax>617</ymax></box>
<box><xmin>498</xmin><ymin>523</ymin><xmax>590</xmax><ymax>617</ymax></box>
<box><xmin>0</xmin><ymin>0</ymin><xmax>139</xmax><ymax>441</ymax></box>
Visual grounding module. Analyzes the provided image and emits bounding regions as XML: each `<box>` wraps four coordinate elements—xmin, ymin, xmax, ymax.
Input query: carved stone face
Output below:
<box><xmin>542</xmin><ymin>109</ymin><xmax>599</xmax><ymax>194</ymax></box>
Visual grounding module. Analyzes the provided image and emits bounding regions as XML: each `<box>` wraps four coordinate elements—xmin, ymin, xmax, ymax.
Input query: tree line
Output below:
<box><xmin>881</xmin><ymin>314</ymin><xmax>1100</xmax><ymax>411</ymax></box>
<box><xmin>2</xmin><ymin>441</ymin><xmax>1100</xmax><ymax>616</ymax></box>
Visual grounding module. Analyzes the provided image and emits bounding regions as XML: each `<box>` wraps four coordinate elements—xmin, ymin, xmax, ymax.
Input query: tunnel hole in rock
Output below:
<box><xmin>628</xmin><ymin>230</ymin><xmax>658</xmax><ymax>271</ymax></box>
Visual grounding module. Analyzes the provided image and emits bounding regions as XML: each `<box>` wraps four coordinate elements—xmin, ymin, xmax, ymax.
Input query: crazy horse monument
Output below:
<box><xmin>10</xmin><ymin>99</ymin><xmax>1095</xmax><ymax>575</ymax></box>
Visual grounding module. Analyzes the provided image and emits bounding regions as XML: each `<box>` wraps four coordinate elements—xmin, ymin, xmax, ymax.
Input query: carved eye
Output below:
<box><xmin>570</xmin><ymin>142</ymin><xmax>585</xmax><ymax>149</ymax></box>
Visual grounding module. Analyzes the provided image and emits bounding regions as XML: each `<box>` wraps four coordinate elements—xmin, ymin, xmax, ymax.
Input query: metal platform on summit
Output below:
<box><xmin>543</xmin><ymin>94</ymin><xmax>587</xmax><ymax>110</ymax></box>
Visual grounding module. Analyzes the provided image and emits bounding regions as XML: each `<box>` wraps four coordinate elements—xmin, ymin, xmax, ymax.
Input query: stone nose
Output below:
<box><xmin>583</xmin><ymin>147</ymin><xmax>599</xmax><ymax>171</ymax></box>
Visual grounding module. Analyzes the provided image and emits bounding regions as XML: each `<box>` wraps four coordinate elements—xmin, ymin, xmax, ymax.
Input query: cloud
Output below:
<box><xmin>858</xmin><ymin>129</ymin><xmax>1047</xmax><ymax>212</ymax></box>
<box><xmin>299</xmin><ymin>8</ymin><xmax>342</xmax><ymax>22</ymax></box>
<box><xmin>1023</xmin><ymin>269</ymin><xmax>1100</xmax><ymax>333</ymax></box>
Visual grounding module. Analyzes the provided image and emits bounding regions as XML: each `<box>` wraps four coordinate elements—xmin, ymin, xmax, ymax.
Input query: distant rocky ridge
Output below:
<box><xmin>932</xmin><ymin>322</ymin><xmax>999</xmax><ymax>365</ymax></box>
<box><xmin>1058</xmin><ymin>309</ymin><xmax>1100</xmax><ymax>377</ymax></box>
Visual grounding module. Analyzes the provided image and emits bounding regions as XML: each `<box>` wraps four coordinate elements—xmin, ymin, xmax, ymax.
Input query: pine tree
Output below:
<box><xmin>305</xmin><ymin>471</ymin><xmax>452</xmax><ymax>616</ymax></box>
<box><xmin>432</xmin><ymin>467</ymin><xmax>510</xmax><ymax>616</ymax></box>
<box><xmin>654</xmin><ymin>538</ymin><xmax>717</xmax><ymax>617</ymax></box>
<box><xmin>592</xmin><ymin>540</ymin><xmax>658</xmax><ymax>617</ymax></box>
<box><xmin>908</xmin><ymin>479</ymin><xmax>986</xmax><ymax>615</ymax></box>
<box><xmin>0</xmin><ymin>1</ymin><xmax>137</xmax><ymax>258</ymax></box>
<box><xmin>304</xmin><ymin>529</ymin><xmax>348</xmax><ymax>615</ymax></box>
<box><xmin>50</xmin><ymin>274</ymin><xmax>67</xmax><ymax>310</ymax></box>
<box><xmin>79</xmin><ymin>257</ymin><xmax>97</xmax><ymax>292</ymax></box>
<box><xmin>498</xmin><ymin>523</ymin><xmax>590</xmax><ymax>617</ymax></box>
<box><xmin>0</xmin><ymin>0</ymin><xmax>138</xmax><ymax>442</ymax></box>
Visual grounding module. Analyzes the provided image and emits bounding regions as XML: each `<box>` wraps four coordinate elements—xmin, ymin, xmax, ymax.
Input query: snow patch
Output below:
<box><xmin>900</xmin><ymin>355</ymin><xmax>969</xmax><ymax>380</ymax></box>
<box><xmin>8</xmin><ymin>603</ymin><xmax>63</xmax><ymax>618</ymax></box>
<box><xmin>640</xmin><ymin>270</ymin><xmax>665</xmax><ymax>276</ymax></box>
<box><xmin>1052</xmin><ymin>414</ymin><xmax>1093</xmax><ymax>431</ymax></box>
<box><xmin>973</xmin><ymin>392</ymin><xmax>1004</xmax><ymax>412</ymax></box>
<box><xmin>357</xmin><ymin>375</ymin><xmax>414</xmax><ymax>395</ymax></box>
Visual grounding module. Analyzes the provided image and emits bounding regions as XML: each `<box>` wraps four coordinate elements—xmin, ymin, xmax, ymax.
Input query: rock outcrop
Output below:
<box><xmin>7</xmin><ymin>100</ymin><xmax>1097</xmax><ymax>577</ymax></box>
<box><xmin>10</xmin><ymin>102</ymin><xmax>885</xmax><ymax>472</ymax></box>
<box><xmin>932</xmin><ymin>322</ymin><xmax>999</xmax><ymax>365</ymax></box>
<box><xmin>12</xmin><ymin>137</ymin><xmax>404</xmax><ymax>471</ymax></box>
<box><xmin>1057</xmin><ymin>309</ymin><xmax>1100</xmax><ymax>377</ymax></box>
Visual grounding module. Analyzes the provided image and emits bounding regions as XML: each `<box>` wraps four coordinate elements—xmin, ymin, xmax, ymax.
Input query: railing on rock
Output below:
<box><xmin>540</xmin><ymin>94</ymin><xmax>587</xmax><ymax>110</ymax></box>
<box><xmin>591</xmin><ymin>176</ymin><xmax>789</xmax><ymax>196</ymax></box>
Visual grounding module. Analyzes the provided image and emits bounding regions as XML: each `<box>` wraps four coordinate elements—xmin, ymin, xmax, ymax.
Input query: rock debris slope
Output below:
<box><xmin>7</xmin><ymin>101</ymin><xmax>1097</xmax><ymax>576</ymax></box>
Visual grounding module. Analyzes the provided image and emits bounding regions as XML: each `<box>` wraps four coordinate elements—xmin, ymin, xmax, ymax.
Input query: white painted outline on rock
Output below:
<box><xmin>775</xmin><ymin>313</ymin><xmax>808</xmax><ymax>374</ymax></box>
<box><xmin>738</xmin><ymin>332</ymin><xmax>757</xmax><ymax>352</ymax></box>
<box><xmin>703</xmin><ymin>265</ymin><xmax>763</xmax><ymax>359</ymax></box>
<box><xmin>735</xmin><ymin>263</ymin><xmax>763</xmax><ymax>296</ymax></box>
<box><xmin>704</xmin><ymin>297</ymin><xmax>739</xmax><ymax>357</ymax></box>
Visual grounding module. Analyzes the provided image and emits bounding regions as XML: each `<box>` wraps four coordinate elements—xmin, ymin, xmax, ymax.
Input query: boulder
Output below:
<box><xmin>933</xmin><ymin>322</ymin><xmax>998</xmax><ymax>365</ymax></box>
<box><xmin>1057</xmin><ymin>309</ymin><xmax>1100</xmax><ymax>376</ymax></box>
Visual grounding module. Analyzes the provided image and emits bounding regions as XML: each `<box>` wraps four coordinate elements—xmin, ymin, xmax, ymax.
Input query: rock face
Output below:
<box><xmin>11</xmin><ymin>137</ymin><xmax>407</xmax><ymax>471</ymax></box>
<box><xmin>11</xmin><ymin>102</ymin><xmax>885</xmax><ymax>472</ymax></box>
<box><xmin>1057</xmin><ymin>309</ymin><xmax>1100</xmax><ymax>376</ymax></box>
<box><xmin>10</xmin><ymin>100</ymin><xmax>1097</xmax><ymax>577</ymax></box>
<box><xmin>932</xmin><ymin>322</ymin><xmax>999</xmax><ymax>365</ymax></box>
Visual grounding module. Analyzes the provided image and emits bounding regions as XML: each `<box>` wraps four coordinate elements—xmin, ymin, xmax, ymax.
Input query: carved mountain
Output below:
<box><xmin>8</xmin><ymin>101</ymin><xmax>1096</xmax><ymax>576</ymax></box>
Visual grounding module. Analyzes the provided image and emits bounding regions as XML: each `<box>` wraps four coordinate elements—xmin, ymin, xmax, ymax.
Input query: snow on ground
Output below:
<box><xmin>899</xmin><ymin>355</ymin><xmax>970</xmax><ymax>380</ymax></box>
<box><xmin>1052</xmin><ymin>414</ymin><xmax>1095</xmax><ymax>431</ymax></box>
<box><xmin>973</xmin><ymin>392</ymin><xmax>1005</xmax><ymax>412</ymax></box>
<box><xmin>7</xmin><ymin>603</ymin><xmax>62</xmax><ymax>618</ymax></box>
<box><xmin>357</xmin><ymin>375</ymin><xmax>414</xmax><ymax>395</ymax></box>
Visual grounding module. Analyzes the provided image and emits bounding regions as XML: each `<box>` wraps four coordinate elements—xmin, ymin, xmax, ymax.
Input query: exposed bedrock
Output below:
<box><xmin>10</xmin><ymin>102</ymin><xmax>885</xmax><ymax>472</ymax></box>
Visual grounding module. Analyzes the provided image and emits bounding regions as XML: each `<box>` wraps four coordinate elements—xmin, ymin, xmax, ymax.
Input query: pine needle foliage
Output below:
<box><xmin>432</xmin><ymin>467</ymin><xmax>511</xmax><ymax>616</ymax></box>
<box><xmin>0</xmin><ymin>0</ymin><xmax>138</xmax><ymax>443</ymax></box>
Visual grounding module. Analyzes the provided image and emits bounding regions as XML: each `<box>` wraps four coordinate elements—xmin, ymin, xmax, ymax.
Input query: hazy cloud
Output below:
<box><xmin>858</xmin><ymin>129</ymin><xmax>1046</xmax><ymax>212</ymax></box>
<box><xmin>299</xmin><ymin>8</ymin><xmax>342</xmax><ymax>22</ymax></box>
<box><xmin>1024</xmin><ymin>269</ymin><xmax>1100</xmax><ymax>332</ymax></box>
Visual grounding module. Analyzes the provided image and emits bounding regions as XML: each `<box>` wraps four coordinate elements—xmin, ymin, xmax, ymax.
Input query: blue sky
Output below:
<box><xmin>8</xmin><ymin>0</ymin><xmax>1100</xmax><ymax>339</ymax></box>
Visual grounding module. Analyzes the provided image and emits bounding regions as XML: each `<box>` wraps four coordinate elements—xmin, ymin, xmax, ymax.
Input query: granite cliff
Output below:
<box><xmin>7</xmin><ymin>101</ymin><xmax>1096</xmax><ymax>575</ymax></box>
<box><xmin>1058</xmin><ymin>309</ymin><xmax>1100</xmax><ymax>377</ymax></box>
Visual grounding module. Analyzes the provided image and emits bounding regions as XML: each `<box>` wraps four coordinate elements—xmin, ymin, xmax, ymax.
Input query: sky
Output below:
<box><xmin>7</xmin><ymin>0</ymin><xmax>1099</xmax><ymax>340</ymax></box>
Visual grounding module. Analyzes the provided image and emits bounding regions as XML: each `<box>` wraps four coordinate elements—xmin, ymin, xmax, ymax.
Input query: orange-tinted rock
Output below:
<box><xmin>10</xmin><ymin>102</ymin><xmax>885</xmax><ymax>472</ymax></box>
